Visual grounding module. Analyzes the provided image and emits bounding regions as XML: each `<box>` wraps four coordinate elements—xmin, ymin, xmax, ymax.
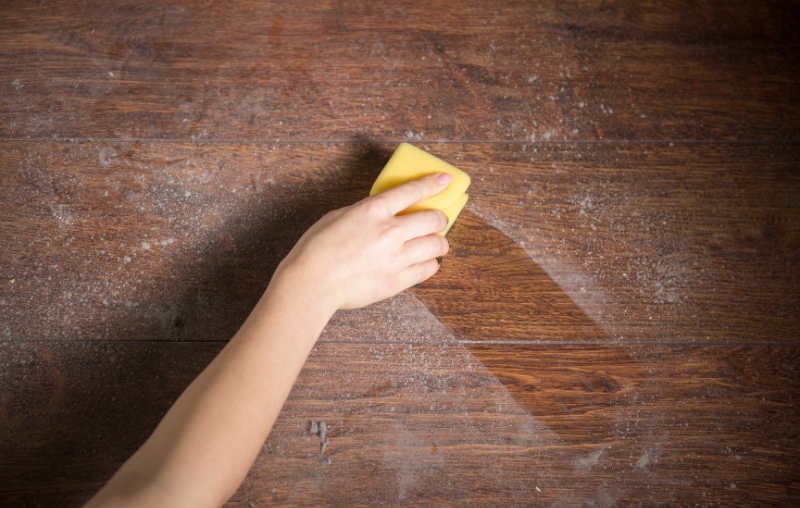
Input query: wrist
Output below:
<box><xmin>230</xmin><ymin>265</ymin><xmax>336</xmax><ymax>363</ymax></box>
<box><xmin>264</xmin><ymin>260</ymin><xmax>341</xmax><ymax>323</ymax></box>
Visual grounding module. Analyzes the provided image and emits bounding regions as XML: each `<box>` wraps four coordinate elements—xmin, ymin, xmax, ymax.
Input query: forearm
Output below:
<box><xmin>86</xmin><ymin>173</ymin><xmax>452</xmax><ymax>508</ymax></box>
<box><xmin>87</xmin><ymin>270</ymin><xmax>336</xmax><ymax>508</ymax></box>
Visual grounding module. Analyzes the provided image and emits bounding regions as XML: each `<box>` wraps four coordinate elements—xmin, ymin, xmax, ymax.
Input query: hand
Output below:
<box><xmin>272</xmin><ymin>173</ymin><xmax>453</xmax><ymax>311</ymax></box>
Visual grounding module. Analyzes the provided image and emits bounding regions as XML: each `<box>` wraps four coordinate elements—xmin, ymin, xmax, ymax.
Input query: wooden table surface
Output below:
<box><xmin>1</xmin><ymin>1</ymin><xmax>799</xmax><ymax>506</ymax></box>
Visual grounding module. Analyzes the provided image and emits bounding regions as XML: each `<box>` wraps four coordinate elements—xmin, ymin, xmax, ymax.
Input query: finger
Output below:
<box><xmin>396</xmin><ymin>209</ymin><xmax>448</xmax><ymax>239</ymax></box>
<box><xmin>402</xmin><ymin>234</ymin><xmax>449</xmax><ymax>266</ymax></box>
<box><xmin>396</xmin><ymin>258</ymin><xmax>441</xmax><ymax>291</ymax></box>
<box><xmin>375</xmin><ymin>173</ymin><xmax>453</xmax><ymax>216</ymax></box>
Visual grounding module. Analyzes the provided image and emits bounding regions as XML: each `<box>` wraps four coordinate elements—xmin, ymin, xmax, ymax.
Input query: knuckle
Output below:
<box><xmin>438</xmin><ymin>211</ymin><xmax>448</xmax><ymax>230</ymax></box>
<box><xmin>429</xmin><ymin>237</ymin><xmax>442</xmax><ymax>256</ymax></box>
<box><xmin>426</xmin><ymin>259</ymin><xmax>440</xmax><ymax>278</ymax></box>
<box><xmin>418</xmin><ymin>261</ymin><xmax>433</xmax><ymax>281</ymax></box>
<box><xmin>424</xmin><ymin>237</ymin><xmax>443</xmax><ymax>258</ymax></box>
<box><xmin>428</xmin><ymin>210</ymin><xmax>444</xmax><ymax>229</ymax></box>
<box><xmin>439</xmin><ymin>236</ymin><xmax>450</xmax><ymax>255</ymax></box>
<box><xmin>407</xmin><ymin>182</ymin><xmax>425</xmax><ymax>204</ymax></box>
<box><xmin>381</xmin><ymin>223</ymin><xmax>402</xmax><ymax>241</ymax></box>
<box><xmin>363</xmin><ymin>196</ymin><xmax>389</xmax><ymax>216</ymax></box>
<box><xmin>417</xmin><ymin>210</ymin><xmax>445</xmax><ymax>232</ymax></box>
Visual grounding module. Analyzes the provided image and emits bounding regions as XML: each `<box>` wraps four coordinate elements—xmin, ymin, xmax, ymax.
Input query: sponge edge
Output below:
<box><xmin>369</xmin><ymin>143</ymin><xmax>471</xmax><ymax>214</ymax></box>
<box><xmin>441</xmin><ymin>193</ymin><xmax>469</xmax><ymax>236</ymax></box>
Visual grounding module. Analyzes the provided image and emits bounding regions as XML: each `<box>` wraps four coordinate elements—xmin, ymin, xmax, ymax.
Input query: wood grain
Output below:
<box><xmin>414</xmin><ymin>210</ymin><xmax>609</xmax><ymax>342</ymax></box>
<box><xmin>1</xmin><ymin>0</ymin><xmax>798</xmax><ymax>141</ymax></box>
<box><xmin>1</xmin><ymin>338</ymin><xmax>798</xmax><ymax>506</ymax></box>
<box><xmin>2</xmin><ymin>141</ymin><xmax>797</xmax><ymax>343</ymax></box>
<box><xmin>0</xmin><ymin>341</ymin><xmax>222</xmax><ymax>508</ymax></box>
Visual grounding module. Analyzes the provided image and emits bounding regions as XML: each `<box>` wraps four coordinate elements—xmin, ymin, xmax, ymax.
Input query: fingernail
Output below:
<box><xmin>436</xmin><ymin>173</ymin><xmax>453</xmax><ymax>185</ymax></box>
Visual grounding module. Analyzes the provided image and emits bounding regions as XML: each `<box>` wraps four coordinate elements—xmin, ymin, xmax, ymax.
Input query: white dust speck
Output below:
<box><xmin>184</xmin><ymin>191</ymin><xmax>191</xmax><ymax>198</ymax></box>
<box><xmin>123</xmin><ymin>256</ymin><xmax>131</xmax><ymax>263</ymax></box>
<box><xmin>141</xmin><ymin>242</ymin><xmax>150</xmax><ymax>250</ymax></box>
<box><xmin>636</xmin><ymin>450</ymin><xmax>652</xmax><ymax>470</ymax></box>
<box><xmin>99</xmin><ymin>147</ymin><xmax>117</xmax><ymax>166</ymax></box>
<box><xmin>575</xmin><ymin>448</ymin><xmax>604</xmax><ymax>470</ymax></box>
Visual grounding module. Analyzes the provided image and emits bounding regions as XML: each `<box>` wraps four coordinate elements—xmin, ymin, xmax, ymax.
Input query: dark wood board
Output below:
<box><xmin>1</xmin><ymin>141</ymin><xmax>797</xmax><ymax>344</ymax></box>
<box><xmin>1</xmin><ymin>0</ymin><xmax>799</xmax><ymax>141</ymax></box>
<box><xmin>1</xmin><ymin>338</ymin><xmax>798</xmax><ymax>507</ymax></box>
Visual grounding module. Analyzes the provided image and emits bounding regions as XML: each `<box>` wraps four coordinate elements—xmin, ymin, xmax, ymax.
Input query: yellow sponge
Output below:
<box><xmin>370</xmin><ymin>143</ymin><xmax>471</xmax><ymax>235</ymax></box>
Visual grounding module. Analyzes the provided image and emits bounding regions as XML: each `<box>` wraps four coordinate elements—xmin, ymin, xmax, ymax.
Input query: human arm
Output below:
<box><xmin>84</xmin><ymin>172</ymin><xmax>453</xmax><ymax>508</ymax></box>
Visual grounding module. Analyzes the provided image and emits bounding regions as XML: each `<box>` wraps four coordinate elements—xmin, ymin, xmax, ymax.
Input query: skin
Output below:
<box><xmin>85</xmin><ymin>172</ymin><xmax>454</xmax><ymax>508</ymax></box>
